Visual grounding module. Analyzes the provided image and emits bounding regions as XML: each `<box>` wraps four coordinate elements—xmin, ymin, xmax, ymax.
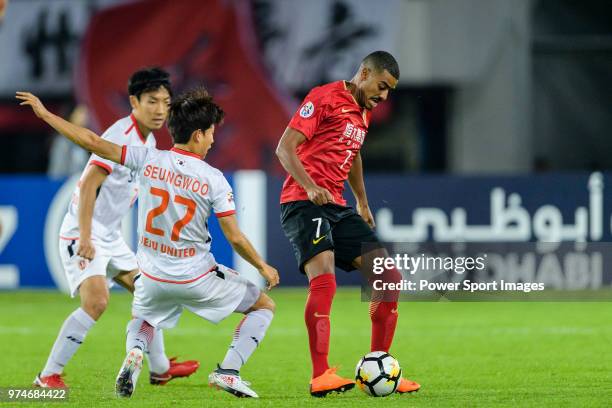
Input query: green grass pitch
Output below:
<box><xmin>1</xmin><ymin>288</ymin><xmax>611</xmax><ymax>407</ymax></box>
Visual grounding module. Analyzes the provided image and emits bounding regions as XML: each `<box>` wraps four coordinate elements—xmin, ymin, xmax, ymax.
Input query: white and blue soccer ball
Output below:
<box><xmin>355</xmin><ymin>351</ymin><xmax>402</xmax><ymax>397</ymax></box>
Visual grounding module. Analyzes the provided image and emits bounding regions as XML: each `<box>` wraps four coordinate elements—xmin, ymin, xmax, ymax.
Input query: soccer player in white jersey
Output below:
<box><xmin>31</xmin><ymin>68</ymin><xmax>198</xmax><ymax>389</ymax></box>
<box><xmin>18</xmin><ymin>88</ymin><xmax>280</xmax><ymax>399</ymax></box>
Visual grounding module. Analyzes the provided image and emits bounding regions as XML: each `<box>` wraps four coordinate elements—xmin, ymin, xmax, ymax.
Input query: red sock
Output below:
<box><xmin>370</xmin><ymin>301</ymin><xmax>398</xmax><ymax>352</ymax></box>
<box><xmin>370</xmin><ymin>266</ymin><xmax>400</xmax><ymax>352</ymax></box>
<box><xmin>304</xmin><ymin>274</ymin><xmax>336</xmax><ymax>378</ymax></box>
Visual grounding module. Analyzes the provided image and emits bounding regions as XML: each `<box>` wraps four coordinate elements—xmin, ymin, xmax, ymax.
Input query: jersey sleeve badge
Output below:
<box><xmin>299</xmin><ymin>101</ymin><xmax>315</xmax><ymax>118</ymax></box>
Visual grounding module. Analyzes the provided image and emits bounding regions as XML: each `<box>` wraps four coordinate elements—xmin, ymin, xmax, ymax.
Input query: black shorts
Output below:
<box><xmin>280</xmin><ymin>200</ymin><xmax>381</xmax><ymax>273</ymax></box>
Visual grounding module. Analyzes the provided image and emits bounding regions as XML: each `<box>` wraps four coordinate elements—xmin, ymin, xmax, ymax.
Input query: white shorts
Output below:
<box><xmin>59</xmin><ymin>236</ymin><xmax>138</xmax><ymax>297</ymax></box>
<box><xmin>131</xmin><ymin>264</ymin><xmax>261</xmax><ymax>329</ymax></box>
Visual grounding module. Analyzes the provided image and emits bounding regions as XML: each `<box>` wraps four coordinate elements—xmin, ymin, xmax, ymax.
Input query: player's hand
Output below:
<box><xmin>258</xmin><ymin>264</ymin><xmax>280</xmax><ymax>290</ymax></box>
<box><xmin>357</xmin><ymin>203</ymin><xmax>376</xmax><ymax>229</ymax></box>
<box><xmin>306</xmin><ymin>185</ymin><xmax>334</xmax><ymax>206</ymax></box>
<box><xmin>77</xmin><ymin>237</ymin><xmax>96</xmax><ymax>260</ymax></box>
<box><xmin>15</xmin><ymin>92</ymin><xmax>50</xmax><ymax>119</ymax></box>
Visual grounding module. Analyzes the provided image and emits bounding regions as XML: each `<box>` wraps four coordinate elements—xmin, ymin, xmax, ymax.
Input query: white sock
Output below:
<box><xmin>147</xmin><ymin>328</ymin><xmax>170</xmax><ymax>374</ymax></box>
<box><xmin>221</xmin><ymin>309</ymin><xmax>273</xmax><ymax>372</ymax></box>
<box><xmin>126</xmin><ymin>318</ymin><xmax>155</xmax><ymax>353</ymax></box>
<box><xmin>41</xmin><ymin>308</ymin><xmax>95</xmax><ymax>376</ymax></box>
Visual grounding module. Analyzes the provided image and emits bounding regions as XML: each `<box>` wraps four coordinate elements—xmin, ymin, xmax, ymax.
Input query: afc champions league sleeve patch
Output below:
<box><xmin>299</xmin><ymin>101</ymin><xmax>315</xmax><ymax>118</ymax></box>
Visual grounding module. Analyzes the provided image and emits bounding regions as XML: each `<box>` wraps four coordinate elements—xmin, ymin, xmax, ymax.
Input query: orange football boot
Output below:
<box><xmin>396</xmin><ymin>377</ymin><xmax>421</xmax><ymax>393</ymax></box>
<box><xmin>309</xmin><ymin>367</ymin><xmax>355</xmax><ymax>397</ymax></box>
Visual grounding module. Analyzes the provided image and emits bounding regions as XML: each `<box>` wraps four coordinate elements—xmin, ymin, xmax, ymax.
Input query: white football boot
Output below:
<box><xmin>208</xmin><ymin>366</ymin><xmax>259</xmax><ymax>398</ymax></box>
<box><xmin>115</xmin><ymin>347</ymin><xmax>144</xmax><ymax>398</ymax></box>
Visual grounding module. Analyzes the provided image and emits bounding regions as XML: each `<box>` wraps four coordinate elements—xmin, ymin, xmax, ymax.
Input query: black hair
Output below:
<box><xmin>168</xmin><ymin>87</ymin><xmax>225</xmax><ymax>144</ymax></box>
<box><xmin>127</xmin><ymin>67</ymin><xmax>172</xmax><ymax>99</ymax></box>
<box><xmin>362</xmin><ymin>51</ymin><xmax>400</xmax><ymax>80</ymax></box>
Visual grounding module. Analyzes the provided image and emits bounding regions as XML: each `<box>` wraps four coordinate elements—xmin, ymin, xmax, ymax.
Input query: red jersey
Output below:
<box><xmin>280</xmin><ymin>80</ymin><xmax>372</xmax><ymax>206</ymax></box>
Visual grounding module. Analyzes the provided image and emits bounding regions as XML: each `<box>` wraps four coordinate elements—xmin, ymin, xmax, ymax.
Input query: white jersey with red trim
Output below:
<box><xmin>59</xmin><ymin>114</ymin><xmax>156</xmax><ymax>242</ymax></box>
<box><xmin>121</xmin><ymin>145</ymin><xmax>236</xmax><ymax>282</ymax></box>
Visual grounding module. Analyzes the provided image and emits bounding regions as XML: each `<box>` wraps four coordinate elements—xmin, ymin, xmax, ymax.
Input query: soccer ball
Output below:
<box><xmin>355</xmin><ymin>351</ymin><xmax>402</xmax><ymax>397</ymax></box>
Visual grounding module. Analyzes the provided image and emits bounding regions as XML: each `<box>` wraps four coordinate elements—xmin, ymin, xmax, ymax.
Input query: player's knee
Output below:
<box><xmin>384</xmin><ymin>267</ymin><xmax>402</xmax><ymax>284</ymax></box>
<box><xmin>253</xmin><ymin>292</ymin><xmax>275</xmax><ymax>313</ymax></box>
<box><xmin>90</xmin><ymin>298</ymin><xmax>108</xmax><ymax>318</ymax></box>
<box><xmin>305</xmin><ymin>251</ymin><xmax>335</xmax><ymax>278</ymax></box>
<box><xmin>83</xmin><ymin>295</ymin><xmax>108</xmax><ymax>320</ymax></box>
<box><xmin>261</xmin><ymin>294</ymin><xmax>276</xmax><ymax>313</ymax></box>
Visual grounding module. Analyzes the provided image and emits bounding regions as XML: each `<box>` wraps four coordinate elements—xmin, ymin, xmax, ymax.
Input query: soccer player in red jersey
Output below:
<box><xmin>276</xmin><ymin>51</ymin><xmax>420</xmax><ymax>396</ymax></box>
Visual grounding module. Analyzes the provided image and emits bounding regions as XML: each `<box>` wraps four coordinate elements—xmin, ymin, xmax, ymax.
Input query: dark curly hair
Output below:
<box><xmin>168</xmin><ymin>87</ymin><xmax>225</xmax><ymax>144</ymax></box>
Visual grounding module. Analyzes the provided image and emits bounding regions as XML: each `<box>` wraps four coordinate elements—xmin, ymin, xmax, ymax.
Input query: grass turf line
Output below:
<box><xmin>1</xmin><ymin>289</ymin><xmax>611</xmax><ymax>407</ymax></box>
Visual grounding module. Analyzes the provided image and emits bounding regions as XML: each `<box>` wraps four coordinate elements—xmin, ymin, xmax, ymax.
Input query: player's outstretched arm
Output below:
<box><xmin>276</xmin><ymin>127</ymin><xmax>333</xmax><ymax>205</ymax></box>
<box><xmin>218</xmin><ymin>214</ymin><xmax>280</xmax><ymax>289</ymax></box>
<box><xmin>16</xmin><ymin>92</ymin><xmax>122</xmax><ymax>163</ymax></box>
<box><xmin>348</xmin><ymin>151</ymin><xmax>375</xmax><ymax>228</ymax></box>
